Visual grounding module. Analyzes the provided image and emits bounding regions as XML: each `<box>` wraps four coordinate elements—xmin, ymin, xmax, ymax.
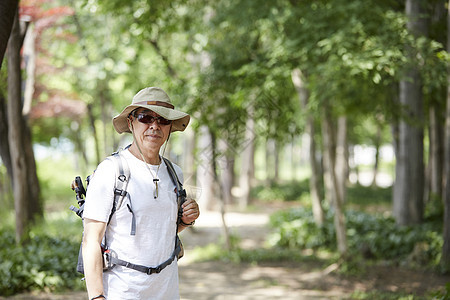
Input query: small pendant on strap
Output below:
<box><xmin>153</xmin><ymin>178</ymin><xmax>159</xmax><ymax>199</ymax></box>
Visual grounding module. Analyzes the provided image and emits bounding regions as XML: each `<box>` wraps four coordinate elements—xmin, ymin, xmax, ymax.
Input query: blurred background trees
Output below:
<box><xmin>1</xmin><ymin>0</ymin><xmax>450</xmax><ymax>273</ymax></box>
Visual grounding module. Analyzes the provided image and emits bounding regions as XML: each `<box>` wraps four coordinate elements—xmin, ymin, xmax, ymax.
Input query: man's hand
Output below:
<box><xmin>180</xmin><ymin>198</ymin><xmax>200</xmax><ymax>226</ymax></box>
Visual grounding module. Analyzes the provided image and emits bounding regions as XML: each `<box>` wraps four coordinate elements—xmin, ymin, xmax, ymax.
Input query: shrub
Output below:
<box><xmin>346</xmin><ymin>184</ymin><xmax>392</xmax><ymax>207</ymax></box>
<box><xmin>251</xmin><ymin>180</ymin><xmax>310</xmax><ymax>202</ymax></box>
<box><xmin>0</xmin><ymin>229</ymin><xmax>84</xmax><ymax>296</ymax></box>
<box><xmin>268</xmin><ymin>207</ymin><xmax>335</xmax><ymax>250</ymax></box>
<box><xmin>430</xmin><ymin>282</ymin><xmax>450</xmax><ymax>300</ymax></box>
<box><xmin>268</xmin><ymin>207</ymin><xmax>443</xmax><ymax>268</ymax></box>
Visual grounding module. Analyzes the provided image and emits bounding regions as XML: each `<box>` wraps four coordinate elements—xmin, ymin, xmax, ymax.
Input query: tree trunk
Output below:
<box><xmin>7</xmin><ymin>11</ymin><xmax>42</xmax><ymax>243</ymax></box>
<box><xmin>0</xmin><ymin>0</ymin><xmax>18</xmax><ymax>70</ymax></box>
<box><xmin>23</xmin><ymin>24</ymin><xmax>35</xmax><ymax>116</ymax></box>
<box><xmin>99</xmin><ymin>83</ymin><xmax>109</xmax><ymax>156</ymax></box>
<box><xmin>309</xmin><ymin>121</ymin><xmax>324</xmax><ymax>226</ymax></box>
<box><xmin>265</xmin><ymin>137</ymin><xmax>273</xmax><ymax>183</ymax></box>
<box><xmin>0</xmin><ymin>93</ymin><xmax>12</xmax><ymax>180</ymax></box>
<box><xmin>182</xmin><ymin>127</ymin><xmax>196</xmax><ymax>186</ymax></box>
<box><xmin>0</xmin><ymin>0</ymin><xmax>18</xmax><ymax>178</ymax></box>
<box><xmin>440</xmin><ymin>0</ymin><xmax>450</xmax><ymax>272</ymax></box>
<box><xmin>289</xmin><ymin>141</ymin><xmax>297</xmax><ymax>180</ymax></box>
<box><xmin>8</xmin><ymin>12</ymin><xmax>29</xmax><ymax>241</ymax></box>
<box><xmin>73</xmin><ymin>121</ymin><xmax>89</xmax><ymax>175</ymax></box>
<box><xmin>196</xmin><ymin>126</ymin><xmax>215</xmax><ymax>211</ymax></box>
<box><xmin>429</xmin><ymin>105</ymin><xmax>444</xmax><ymax>201</ymax></box>
<box><xmin>239</xmin><ymin>111</ymin><xmax>255</xmax><ymax>208</ymax></box>
<box><xmin>98</xmin><ymin>82</ymin><xmax>115</xmax><ymax>156</ymax></box>
<box><xmin>274</xmin><ymin>140</ymin><xmax>280</xmax><ymax>180</ymax></box>
<box><xmin>210</xmin><ymin>129</ymin><xmax>231</xmax><ymax>250</ymax></box>
<box><xmin>218</xmin><ymin>139</ymin><xmax>235</xmax><ymax>205</ymax></box>
<box><xmin>371</xmin><ymin>124</ymin><xmax>382</xmax><ymax>187</ymax></box>
<box><xmin>322</xmin><ymin>111</ymin><xmax>337</xmax><ymax>207</ymax></box>
<box><xmin>335</xmin><ymin>116</ymin><xmax>348</xmax><ymax>204</ymax></box>
<box><xmin>87</xmin><ymin>103</ymin><xmax>101</xmax><ymax>165</ymax></box>
<box><xmin>322</xmin><ymin>105</ymin><xmax>347</xmax><ymax>256</ymax></box>
<box><xmin>21</xmin><ymin>23</ymin><xmax>41</xmax><ymax>220</ymax></box>
<box><xmin>291</xmin><ymin>68</ymin><xmax>324</xmax><ymax>225</ymax></box>
<box><xmin>393</xmin><ymin>0</ymin><xmax>427</xmax><ymax>226</ymax></box>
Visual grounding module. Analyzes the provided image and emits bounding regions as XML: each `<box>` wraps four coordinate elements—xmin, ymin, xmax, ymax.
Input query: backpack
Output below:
<box><xmin>70</xmin><ymin>149</ymin><xmax>186</xmax><ymax>275</ymax></box>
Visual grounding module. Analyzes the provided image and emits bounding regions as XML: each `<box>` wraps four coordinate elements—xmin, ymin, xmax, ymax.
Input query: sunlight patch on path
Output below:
<box><xmin>193</xmin><ymin>211</ymin><xmax>270</xmax><ymax>228</ymax></box>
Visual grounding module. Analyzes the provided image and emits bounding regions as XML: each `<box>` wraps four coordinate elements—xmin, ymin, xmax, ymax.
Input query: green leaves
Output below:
<box><xmin>35</xmin><ymin>0</ymin><xmax>448</xmax><ymax>159</ymax></box>
<box><xmin>268</xmin><ymin>205</ymin><xmax>443</xmax><ymax>267</ymax></box>
<box><xmin>0</xmin><ymin>229</ymin><xmax>83</xmax><ymax>295</ymax></box>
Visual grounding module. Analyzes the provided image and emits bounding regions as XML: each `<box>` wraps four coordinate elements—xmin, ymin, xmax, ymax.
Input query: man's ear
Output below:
<box><xmin>127</xmin><ymin>118</ymin><xmax>133</xmax><ymax>132</ymax></box>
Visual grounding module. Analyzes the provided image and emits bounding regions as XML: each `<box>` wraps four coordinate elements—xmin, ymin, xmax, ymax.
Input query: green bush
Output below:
<box><xmin>430</xmin><ymin>282</ymin><xmax>450</xmax><ymax>300</ymax></box>
<box><xmin>0</xmin><ymin>228</ymin><xmax>84</xmax><ymax>296</ymax></box>
<box><xmin>346</xmin><ymin>184</ymin><xmax>392</xmax><ymax>207</ymax></box>
<box><xmin>268</xmin><ymin>207</ymin><xmax>443</xmax><ymax>267</ymax></box>
<box><xmin>268</xmin><ymin>207</ymin><xmax>335</xmax><ymax>249</ymax></box>
<box><xmin>251</xmin><ymin>180</ymin><xmax>310</xmax><ymax>202</ymax></box>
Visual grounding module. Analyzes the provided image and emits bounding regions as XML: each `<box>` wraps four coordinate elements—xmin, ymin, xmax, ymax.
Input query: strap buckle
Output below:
<box><xmin>118</xmin><ymin>174</ymin><xmax>127</xmax><ymax>182</ymax></box>
<box><xmin>114</xmin><ymin>188</ymin><xmax>127</xmax><ymax>196</ymax></box>
<box><xmin>147</xmin><ymin>266</ymin><xmax>162</xmax><ymax>275</ymax></box>
<box><xmin>178</xmin><ymin>189</ymin><xmax>186</xmax><ymax>198</ymax></box>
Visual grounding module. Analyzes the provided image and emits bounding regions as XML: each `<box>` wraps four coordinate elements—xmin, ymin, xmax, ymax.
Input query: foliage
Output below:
<box><xmin>251</xmin><ymin>180</ymin><xmax>310</xmax><ymax>202</ymax></box>
<box><xmin>430</xmin><ymin>282</ymin><xmax>450</xmax><ymax>300</ymax></box>
<box><xmin>351</xmin><ymin>290</ymin><xmax>426</xmax><ymax>300</ymax></box>
<box><xmin>268</xmin><ymin>206</ymin><xmax>443</xmax><ymax>268</ymax></box>
<box><xmin>268</xmin><ymin>207</ymin><xmax>335</xmax><ymax>250</ymax></box>
<box><xmin>0</xmin><ymin>227</ymin><xmax>83</xmax><ymax>296</ymax></box>
<box><xmin>346</xmin><ymin>184</ymin><xmax>392</xmax><ymax>208</ymax></box>
<box><xmin>0</xmin><ymin>205</ymin><xmax>84</xmax><ymax>296</ymax></box>
<box><xmin>251</xmin><ymin>181</ymin><xmax>392</xmax><ymax>207</ymax></box>
<box><xmin>28</xmin><ymin>0</ymin><xmax>447</xmax><ymax>163</ymax></box>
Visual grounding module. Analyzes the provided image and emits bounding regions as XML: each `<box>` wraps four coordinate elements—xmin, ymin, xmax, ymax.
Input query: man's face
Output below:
<box><xmin>129</xmin><ymin>108</ymin><xmax>172</xmax><ymax>151</ymax></box>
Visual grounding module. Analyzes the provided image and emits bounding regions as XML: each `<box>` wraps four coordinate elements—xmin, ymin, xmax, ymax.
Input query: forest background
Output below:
<box><xmin>1</xmin><ymin>0</ymin><xmax>450</xmax><ymax>298</ymax></box>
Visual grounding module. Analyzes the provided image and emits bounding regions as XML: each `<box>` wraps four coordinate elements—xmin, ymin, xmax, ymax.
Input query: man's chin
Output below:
<box><xmin>143</xmin><ymin>137</ymin><xmax>163</xmax><ymax>147</ymax></box>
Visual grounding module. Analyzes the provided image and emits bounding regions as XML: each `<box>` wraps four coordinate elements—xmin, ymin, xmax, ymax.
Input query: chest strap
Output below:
<box><xmin>104</xmin><ymin>235</ymin><xmax>182</xmax><ymax>274</ymax></box>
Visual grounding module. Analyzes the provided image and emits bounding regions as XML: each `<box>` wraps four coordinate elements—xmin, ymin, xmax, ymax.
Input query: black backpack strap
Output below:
<box><xmin>163</xmin><ymin>157</ymin><xmax>186</xmax><ymax>259</ymax></box>
<box><xmin>102</xmin><ymin>156</ymin><xmax>185</xmax><ymax>275</ymax></box>
<box><xmin>162</xmin><ymin>157</ymin><xmax>187</xmax><ymax>226</ymax></box>
<box><xmin>106</xmin><ymin>235</ymin><xmax>183</xmax><ymax>275</ymax></box>
<box><xmin>107</xmin><ymin>152</ymin><xmax>135</xmax><ymax>235</ymax></box>
<box><xmin>73</xmin><ymin>148</ymin><xmax>134</xmax><ymax>275</ymax></box>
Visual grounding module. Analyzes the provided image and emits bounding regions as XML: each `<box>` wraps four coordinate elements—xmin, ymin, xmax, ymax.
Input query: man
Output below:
<box><xmin>82</xmin><ymin>87</ymin><xmax>200</xmax><ymax>300</ymax></box>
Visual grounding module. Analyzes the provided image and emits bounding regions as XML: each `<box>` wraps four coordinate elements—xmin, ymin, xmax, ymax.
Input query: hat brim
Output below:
<box><xmin>113</xmin><ymin>104</ymin><xmax>190</xmax><ymax>134</ymax></box>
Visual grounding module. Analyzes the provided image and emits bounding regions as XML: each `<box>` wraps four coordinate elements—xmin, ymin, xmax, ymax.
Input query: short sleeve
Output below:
<box><xmin>83</xmin><ymin>158</ymin><xmax>116</xmax><ymax>223</ymax></box>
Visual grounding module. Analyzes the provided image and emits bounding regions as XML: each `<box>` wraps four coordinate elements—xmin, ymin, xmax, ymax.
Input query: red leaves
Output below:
<box><xmin>20</xmin><ymin>1</ymin><xmax>74</xmax><ymax>23</ymax></box>
<box><xmin>29</xmin><ymin>94</ymin><xmax>87</xmax><ymax>120</ymax></box>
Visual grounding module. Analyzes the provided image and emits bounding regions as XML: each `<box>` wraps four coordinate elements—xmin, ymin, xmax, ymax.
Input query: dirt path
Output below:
<box><xmin>180</xmin><ymin>210</ymin><xmax>450</xmax><ymax>299</ymax></box>
<box><xmin>2</xmin><ymin>209</ymin><xmax>449</xmax><ymax>299</ymax></box>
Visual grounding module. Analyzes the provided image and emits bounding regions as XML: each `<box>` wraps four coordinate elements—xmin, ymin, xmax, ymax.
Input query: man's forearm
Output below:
<box><xmin>83</xmin><ymin>241</ymin><xmax>105</xmax><ymax>299</ymax></box>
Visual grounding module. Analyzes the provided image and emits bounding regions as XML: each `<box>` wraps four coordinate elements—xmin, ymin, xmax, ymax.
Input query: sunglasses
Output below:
<box><xmin>135</xmin><ymin>113</ymin><xmax>172</xmax><ymax>126</ymax></box>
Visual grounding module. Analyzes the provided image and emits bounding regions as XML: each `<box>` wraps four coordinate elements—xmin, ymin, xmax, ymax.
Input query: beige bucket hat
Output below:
<box><xmin>113</xmin><ymin>87</ymin><xmax>190</xmax><ymax>134</ymax></box>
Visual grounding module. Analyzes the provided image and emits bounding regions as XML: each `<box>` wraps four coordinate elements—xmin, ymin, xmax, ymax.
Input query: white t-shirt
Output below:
<box><xmin>83</xmin><ymin>149</ymin><xmax>183</xmax><ymax>300</ymax></box>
